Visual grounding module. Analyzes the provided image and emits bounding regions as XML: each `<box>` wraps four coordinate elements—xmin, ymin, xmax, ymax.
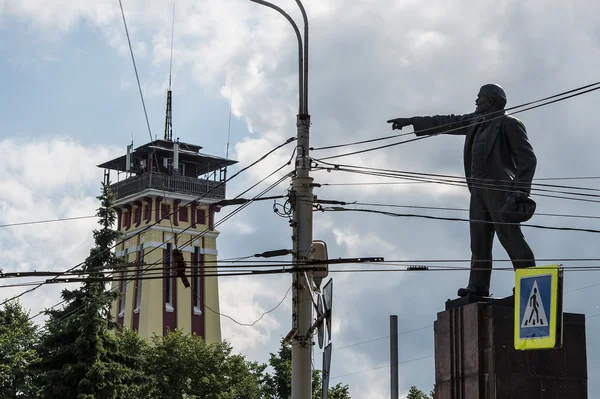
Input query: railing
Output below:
<box><xmin>110</xmin><ymin>172</ymin><xmax>225</xmax><ymax>200</ymax></box>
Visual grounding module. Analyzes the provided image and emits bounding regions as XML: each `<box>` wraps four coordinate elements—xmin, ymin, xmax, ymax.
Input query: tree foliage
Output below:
<box><xmin>35</xmin><ymin>182</ymin><xmax>137</xmax><ymax>399</ymax></box>
<box><xmin>1</xmin><ymin>182</ymin><xmax>352</xmax><ymax>398</ymax></box>
<box><xmin>406</xmin><ymin>385</ymin><xmax>433</xmax><ymax>399</ymax></box>
<box><xmin>263</xmin><ymin>340</ymin><xmax>351</xmax><ymax>399</ymax></box>
<box><xmin>0</xmin><ymin>301</ymin><xmax>39</xmax><ymax>398</ymax></box>
<box><xmin>139</xmin><ymin>330</ymin><xmax>263</xmax><ymax>399</ymax></box>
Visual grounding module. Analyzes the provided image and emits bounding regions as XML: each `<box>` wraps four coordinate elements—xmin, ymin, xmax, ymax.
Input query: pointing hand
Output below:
<box><xmin>387</xmin><ymin>117</ymin><xmax>413</xmax><ymax>131</ymax></box>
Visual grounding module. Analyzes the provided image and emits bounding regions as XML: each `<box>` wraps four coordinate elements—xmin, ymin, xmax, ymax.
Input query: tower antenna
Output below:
<box><xmin>223</xmin><ymin>77</ymin><xmax>234</xmax><ymax>181</ymax></box>
<box><xmin>164</xmin><ymin>2</ymin><xmax>175</xmax><ymax>141</ymax></box>
<box><xmin>226</xmin><ymin>77</ymin><xmax>233</xmax><ymax>160</ymax></box>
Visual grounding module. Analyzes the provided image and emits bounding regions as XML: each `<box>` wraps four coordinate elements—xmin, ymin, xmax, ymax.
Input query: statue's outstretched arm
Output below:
<box><xmin>387</xmin><ymin>113</ymin><xmax>476</xmax><ymax>136</ymax></box>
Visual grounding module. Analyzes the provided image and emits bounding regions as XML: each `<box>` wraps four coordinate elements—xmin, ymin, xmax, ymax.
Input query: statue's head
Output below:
<box><xmin>475</xmin><ymin>83</ymin><xmax>507</xmax><ymax>114</ymax></box>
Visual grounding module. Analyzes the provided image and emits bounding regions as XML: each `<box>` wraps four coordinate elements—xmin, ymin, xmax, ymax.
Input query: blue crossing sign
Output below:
<box><xmin>514</xmin><ymin>265</ymin><xmax>563</xmax><ymax>350</ymax></box>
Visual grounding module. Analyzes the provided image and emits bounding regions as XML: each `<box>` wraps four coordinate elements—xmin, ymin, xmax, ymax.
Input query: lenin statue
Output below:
<box><xmin>388</xmin><ymin>84</ymin><xmax>537</xmax><ymax>297</ymax></box>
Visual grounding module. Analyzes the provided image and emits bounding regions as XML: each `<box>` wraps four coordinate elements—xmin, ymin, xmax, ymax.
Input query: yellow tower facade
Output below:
<box><xmin>98</xmin><ymin>139</ymin><xmax>236</xmax><ymax>343</ymax></box>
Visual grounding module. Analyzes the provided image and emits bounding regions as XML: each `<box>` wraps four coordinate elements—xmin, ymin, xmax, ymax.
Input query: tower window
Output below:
<box><xmin>134</xmin><ymin>245</ymin><xmax>144</xmax><ymax>312</ymax></box>
<box><xmin>165</xmin><ymin>243</ymin><xmax>174</xmax><ymax>312</ymax></box>
<box><xmin>118</xmin><ymin>249</ymin><xmax>128</xmax><ymax>317</ymax></box>
<box><xmin>161</xmin><ymin>204</ymin><xmax>170</xmax><ymax>220</ymax></box>
<box><xmin>196</xmin><ymin>209</ymin><xmax>206</xmax><ymax>225</ymax></box>
<box><xmin>193</xmin><ymin>247</ymin><xmax>202</xmax><ymax>315</ymax></box>
<box><xmin>179</xmin><ymin>206</ymin><xmax>188</xmax><ymax>222</ymax></box>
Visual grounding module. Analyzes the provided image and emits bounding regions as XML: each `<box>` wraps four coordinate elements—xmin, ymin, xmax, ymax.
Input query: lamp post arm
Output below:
<box><xmin>249</xmin><ymin>0</ymin><xmax>304</xmax><ymax>114</ymax></box>
<box><xmin>294</xmin><ymin>0</ymin><xmax>308</xmax><ymax>114</ymax></box>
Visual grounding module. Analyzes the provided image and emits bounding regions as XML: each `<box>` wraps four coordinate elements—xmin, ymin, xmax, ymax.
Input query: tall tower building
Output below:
<box><xmin>98</xmin><ymin>139</ymin><xmax>236</xmax><ymax>342</ymax></box>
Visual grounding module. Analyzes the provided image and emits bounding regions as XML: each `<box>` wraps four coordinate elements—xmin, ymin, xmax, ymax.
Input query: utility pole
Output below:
<box><xmin>248</xmin><ymin>2</ymin><xmax>312</xmax><ymax>398</ymax></box>
<box><xmin>390</xmin><ymin>315</ymin><xmax>399</xmax><ymax>399</ymax></box>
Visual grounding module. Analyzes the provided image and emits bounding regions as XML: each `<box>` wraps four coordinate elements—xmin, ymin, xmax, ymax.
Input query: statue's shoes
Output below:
<box><xmin>457</xmin><ymin>287</ymin><xmax>489</xmax><ymax>297</ymax></box>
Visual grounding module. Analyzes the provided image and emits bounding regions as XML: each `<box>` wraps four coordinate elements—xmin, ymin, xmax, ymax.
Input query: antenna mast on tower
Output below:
<box><xmin>164</xmin><ymin>3</ymin><xmax>175</xmax><ymax>141</ymax></box>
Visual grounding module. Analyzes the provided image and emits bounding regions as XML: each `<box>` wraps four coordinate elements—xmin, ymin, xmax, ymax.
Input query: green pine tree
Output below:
<box><xmin>35</xmin><ymin>182</ymin><xmax>137</xmax><ymax>399</ymax></box>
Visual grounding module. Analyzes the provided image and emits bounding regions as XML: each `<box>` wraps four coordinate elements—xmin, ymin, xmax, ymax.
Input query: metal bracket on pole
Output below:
<box><xmin>284</xmin><ymin>327</ymin><xmax>298</xmax><ymax>343</ymax></box>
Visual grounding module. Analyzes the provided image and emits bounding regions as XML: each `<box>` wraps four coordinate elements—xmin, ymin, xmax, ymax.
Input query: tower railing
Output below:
<box><xmin>110</xmin><ymin>172</ymin><xmax>225</xmax><ymax>200</ymax></box>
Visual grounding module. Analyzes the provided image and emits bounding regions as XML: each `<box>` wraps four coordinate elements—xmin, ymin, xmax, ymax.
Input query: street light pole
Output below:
<box><xmin>249</xmin><ymin>2</ymin><xmax>313</xmax><ymax>398</ymax></box>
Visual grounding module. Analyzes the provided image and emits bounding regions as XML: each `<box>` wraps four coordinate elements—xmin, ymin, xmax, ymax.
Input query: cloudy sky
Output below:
<box><xmin>1</xmin><ymin>0</ymin><xmax>600</xmax><ymax>397</ymax></box>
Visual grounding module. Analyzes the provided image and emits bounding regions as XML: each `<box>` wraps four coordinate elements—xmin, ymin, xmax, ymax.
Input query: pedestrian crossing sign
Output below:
<box><xmin>514</xmin><ymin>265</ymin><xmax>563</xmax><ymax>350</ymax></box>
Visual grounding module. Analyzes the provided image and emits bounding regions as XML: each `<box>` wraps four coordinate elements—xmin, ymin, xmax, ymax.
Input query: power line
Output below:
<box><xmin>316</xmin><ymin>82</ymin><xmax>600</xmax><ymax>160</ymax></box>
<box><xmin>311</xmin><ymin>80</ymin><xmax>600</xmax><ymax>152</ymax></box>
<box><xmin>320</xmin><ymin>278</ymin><xmax>600</xmax><ymax>382</ymax></box>
<box><xmin>329</xmin><ymin>355</ymin><xmax>433</xmax><ymax>380</ymax></box>
<box><xmin>193</xmin><ymin>285</ymin><xmax>292</xmax><ymax>328</ymax></box>
<box><xmin>0</xmin><ymin>215</ymin><xmax>97</xmax><ymax>228</ymax></box>
<box><xmin>313</xmin><ymin>160</ymin><xmax>600</xmax><ymax>193</ymax></box>
<box><xmin>34</xmin><ymin>164</ymin><xmax>294</xmax><ymax>328</ymax></box>
<box><xmin>81</xmin><ymin>146</ymin><xmax>296</xmax><ymax>288</ymax></box>
<box><xmin>313</xmin><ymin>277</ymin><xmax>600</xmax><ymax>360</ymax></box>
<box><xmin>0</xmin><ymin>137</ymin><xmax>295</xmax><ymax>308</ymax></box>
<box><xmin>120</xmin><ymin>0</ymin><xmax>182</xmax><ymax>246</ymax></box>
<box><xmin>313</xmin><ymin>164</ymin><xmax>600</xmax><ymax>203</ymax></box>
<box><xmin>1</xmin><ymin>0</ymin><xmax>296</xmax><ymax>310</ymax></box>
<box><xmin>9</xmin><ymin>258</ymin><xmax>600</xmax><ymax>282</ymax></box>
<box><xmin>320</xmin><ymin>179</ymin><xmax>600</xmax><ymax>188</ymax></box>
<box><xmin>314</xmin><ymin>164</ymin><xmax>600</xmax><ymax>192</ymax></box>
<box><xmin>316</xmin><ymin>325</ymin><xmax>432</xmax><ymax>356</ymax></box>
<box><xmin>321</xmin><ymin>206</ymin><xmax>600</xmax><ymax>235</ymax></box>
<box><xmin>7</xmin><ymin>264</ymin><xmax>600</xmax><ymax>291</ymax></box>
<box><xmin>326</xmin><ymin>201</ymin><xmax>600</xmax><ymax>221</ymax></box>
<box><xmin>119</xmin><ymin>0</ymin><xmax>153</xmax><ymax>144</ymax></box>
<box><xmin>110</xmin><ymin>159</ymin><xmax>294</xmax><ymax>285</ymax></box>
<box><xmin>318</xmin><ymin>168</ymin><xmax>600</xmax><ymax>205</ymax></box>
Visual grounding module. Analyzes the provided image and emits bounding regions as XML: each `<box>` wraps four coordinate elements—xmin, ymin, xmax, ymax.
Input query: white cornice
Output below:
<box><xmin>120</xmin><ymin>225</ymin><xmax>220</xmax><ymax>238</ymax></box>
<box><xmin>113</xmin><ymin>189</ymin><xmax>223</xmax><ymax>207</ymax></box>
<box><xmin>116</xmin><ymin>244</ymin><xmax>217</xmax><ymax>256</ymax></box>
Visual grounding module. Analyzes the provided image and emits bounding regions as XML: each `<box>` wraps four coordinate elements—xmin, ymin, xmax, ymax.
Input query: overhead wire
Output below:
<box><xmin>313</xmin><ymin>166</ymin><xmax>600</xmax><ymax>205</ymax></box>
<box><xmin>329</xmin><ymin>355</ymin><xmax>434</xmax><ymax>380</ymax></box>
<box><xmin>328</xmin><ymin>201</ymin><xmax>600</xmax><ymax>221</ymax></box>
<box><xmin>33</xmin><ymin>159</ymin><xmax>294</xmax><ymax>328</ymax></box>
<box><xmin>315</xmin><ymin>81</ymin><xmax>600</xmax><ymax>160</ymax></box>
<box><xmin>11</xmin><ymin>256</ymin><xmax>600</xmax><ymax>284</ymax></box>
<box><xmin>320</xmin><ymin>277</ymin><xmax>600</xmax><ymax>381</ymax></box>
<box><xmin>192</xmin><ymin>285</ymin><xmax>292</xmax><ymax>328</ymax></box>
<box><xmin>313</xmin><ymin>160</ymin><xmax>600</xmax><ymax>193</ymax></box>
<box><xmin>9</xmin><ymin>263</ymin><xmax>600</xmax><ymax>292</ymax></box>
<box><xmin>320</xmin><ymin>206</ymin><xmax>600</xmax><ymax>235</ymax></box>
<box><xmin>311</xmin><ymin>80</ymin><xmax>600</xmax><ymax>152</ymax></box>
<box><xmin>313</xmin><ymin>162</ymin><xmax>600</xmax><ymax>203</ymax></box>
<box><xmin>84</xmin><ymin>145</ymin><xmax>296</xmax><ymax>289</ymax></box>
<box><xmin>0</xmin><ymin>135</ymin><xmax>295</xmax><ymax>309</ymax></box>
<box><xmin>0</xmin><ymin>215</ymin><xmax>97</xmax><ymax>228</ymax></box>
<box><xmin>32</xmin><ymin>165</ymin><xmax>291</xmax><ymax>324</ymax></box>
<box><xmin>119</xmin><ymin>0</ymin><xmax>180</xmax><ymax>247</ymax></box>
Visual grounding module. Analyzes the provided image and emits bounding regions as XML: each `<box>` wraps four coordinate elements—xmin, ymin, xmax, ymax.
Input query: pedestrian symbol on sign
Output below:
<box><xmin>518</xmin><ymin>274</ymin><xmax>552</xmax><ymax>341</ymax></box>
<box><xmin>521</xmin><ymin>281</ymin><xmax>548</xmax><ymax>328</ymax></box>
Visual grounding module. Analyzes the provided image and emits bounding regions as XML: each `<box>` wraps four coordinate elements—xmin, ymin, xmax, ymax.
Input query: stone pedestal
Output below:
<box><xmin>434</xmin><ymin>298</ymin><xmax>587</xmax><ymax>399</ymax></box>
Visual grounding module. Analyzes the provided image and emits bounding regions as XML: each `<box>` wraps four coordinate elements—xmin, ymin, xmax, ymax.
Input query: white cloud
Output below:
<box><xmin>0</xmin><ymin>137</ymin><xmax>120</xmax><ymax>323</ymax></box>
<box><xmin>219</xmin><ymin>275</ymin><xmax>290</xmax><ymax>352</ymax></box>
